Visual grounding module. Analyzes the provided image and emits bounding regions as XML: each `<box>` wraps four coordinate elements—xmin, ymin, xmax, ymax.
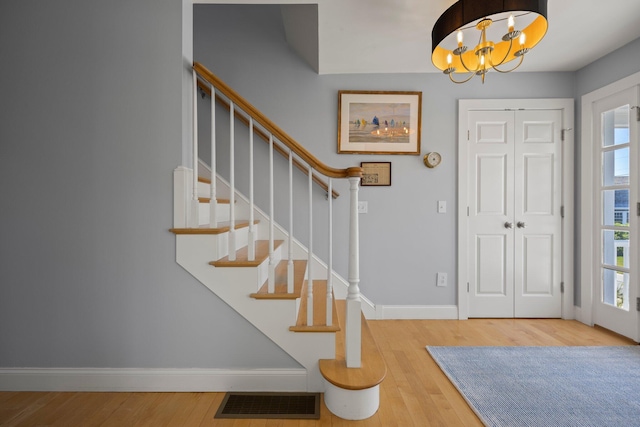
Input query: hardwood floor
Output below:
<box><xmin>0</xmin><ymin>319</ymin><xmax>634</xmax><ymax>426</ymax></box>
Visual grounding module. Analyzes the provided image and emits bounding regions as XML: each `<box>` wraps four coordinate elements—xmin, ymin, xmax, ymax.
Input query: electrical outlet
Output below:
<box><xmin>437</xmin><ymin>272</ymin><xmax>447</xmax><ymax>287</ymax></box>
<box><xmin>358</xmin><ymin>201</ymin><xmax>368</xmax><ymax>214</ymax></box>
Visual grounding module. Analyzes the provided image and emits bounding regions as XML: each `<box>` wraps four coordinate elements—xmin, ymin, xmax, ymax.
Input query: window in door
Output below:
<box><xmin>600</xmin><ymin>105</ymin><xmax>631</xmax><ymax>310</ymax></box>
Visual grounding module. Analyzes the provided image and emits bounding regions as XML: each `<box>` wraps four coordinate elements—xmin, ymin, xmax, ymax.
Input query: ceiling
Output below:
<box><xmin>201</xmin><ymin>0</ymin><xmax>640</xmax><ymax>75</ymax></box>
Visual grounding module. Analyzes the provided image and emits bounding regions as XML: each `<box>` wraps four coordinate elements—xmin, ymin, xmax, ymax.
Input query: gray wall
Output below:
<box><xmin>194</xmin><ymin>4</ymin><xmax>575</xmax><ymax>307</ymax></box>
<box><xmin>1</xmin><ymin>1</ymin><xmax>638</xmax><ymax>373</ymax></box>
<box><xmin>0</xmin><ymin>1</ymin><xmax>298</xmax><ymax>369</ymax></box>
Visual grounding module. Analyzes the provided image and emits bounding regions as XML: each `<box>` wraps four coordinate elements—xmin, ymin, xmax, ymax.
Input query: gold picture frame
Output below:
<box><xmin>338</xmin><ymin>90</ymin><xmax>422</xmax><ymax>155</ymax></box>
<box><xmin>361</xmin><ymin>162</ymin><xmax>391</xmax><ymax>186</ymax></box>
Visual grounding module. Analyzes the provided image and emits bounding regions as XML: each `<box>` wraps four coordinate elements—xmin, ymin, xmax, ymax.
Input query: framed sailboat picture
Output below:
<box><xmin>338</xmin><ymin>90</ymin><xmax>422</xmax><ymax>155</ymax></box>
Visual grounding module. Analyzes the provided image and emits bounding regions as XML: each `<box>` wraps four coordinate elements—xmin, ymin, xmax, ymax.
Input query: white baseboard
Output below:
<box><xmin>0</xmin><ymin>368</ymin><xmax>307</xmax><ymax>392</ymax></box>
<box><xmin>376</xmin><ymin>305</ymin><xmax>458</xmax><ymax>320</ymax></box>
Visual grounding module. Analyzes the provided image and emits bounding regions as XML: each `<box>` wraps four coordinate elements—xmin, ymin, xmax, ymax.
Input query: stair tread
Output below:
<box><xmin>319</xmin><ymin>300</ymin><xmax>387</xmax><ymax>390</ymax></box>
<box><xmin>198</xmin><ymin>197</ymin><xmax>230</xmax><ymax>204</ymax></box>
<box><xmin>170</xmin><ymin>220</ymin><xmax>257</xmax><ymax>235</ymax></box>
<box><xmin>197</xmin><ymin>177</ymin><xmax>230</xmax><ymax>203</ymax></box>
<box><xmin>250</xmin><ymin>260</ymin><xmax>307</xmax><ymax>300</ymax></box>
<box><xmin>289</xmin><ymin>280</ymin><xmax>340</xmax><ymax>332</ymax></box>
<box><xmin>210</xmin><ymin>239</ymin><xmax>284</xmax><ymax>267</ymax></box>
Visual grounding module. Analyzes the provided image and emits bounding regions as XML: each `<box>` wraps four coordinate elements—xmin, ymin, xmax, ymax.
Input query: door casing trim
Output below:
<box><xmin>580</xmin><ymin>71</ymin><xmax>640</xmax><ymax>332</ymax></box>
<box><xmin>457</xmin><ymin>98</ymin><xmax>575</xmax><ymax>320</ymax></box>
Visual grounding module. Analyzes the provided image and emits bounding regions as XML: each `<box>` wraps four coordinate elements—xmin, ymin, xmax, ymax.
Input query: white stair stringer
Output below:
<box><xmin>175</xmin><ymin>234</ymin><xmax>335</xmax><ymax>392</ymax></box>
<box><xmin>174</xmin><ymin>164</ymin><xmax>375</xmax><ymax>392</ymax></box>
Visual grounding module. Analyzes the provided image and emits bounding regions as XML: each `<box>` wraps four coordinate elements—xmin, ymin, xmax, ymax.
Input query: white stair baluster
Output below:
<box><xmin>326</xmin><ymin>178</ymin><xmax>333</xmax><ymax>326</ymax></box>
<box><xmin>209</xmin><ymin>83</ymin><xmax>218</xmax><ymax>228</ymax></box>
<box><xmin>287</xmin><ymin>150</ymin><xmax>294</xmax><ymax>293</ymax></box>
<box><xmin>228</xmin><ymin>101</ymin><xmax>236</xmax><ymax>261</ymax></box>
<box><xmin>247</xmin><ymin>117</ymin><xmax>255</xmax><ymax>261</ymax></box>
<box><xmin>268</xmin><ymin>134</ymin><xmax>275</xmax><ymax>293</ymax></box>
<box><xmin>346</xmin><ymin>176</ymin><xmax>361</xmax><ymax>367</ymax></box>
<box><xmin>307</xmin><ymin>168</ymin><xmax>313</xmax><ymax>326</ymax></box>
<box><xmin>191</xmin><ymin>69</ymin><xmax>199</xmax><ymax>228</ymax></box>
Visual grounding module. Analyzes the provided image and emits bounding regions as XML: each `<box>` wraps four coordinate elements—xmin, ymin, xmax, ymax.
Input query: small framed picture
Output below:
<box><xmin>338</xmin><ymin>91</ymin><xmax>422</xmax><ymax>155</ymax></box>
<box><xmin>361</xmin><ymin>162</ymin><xmax>391</xmax><ymax>186</ymax></box>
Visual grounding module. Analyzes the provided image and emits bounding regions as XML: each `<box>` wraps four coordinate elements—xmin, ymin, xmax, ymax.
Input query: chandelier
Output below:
<box><xmin>431</xmin><ymin>0</ymin><xmax>548</xmax><ymax>84</ymax></box>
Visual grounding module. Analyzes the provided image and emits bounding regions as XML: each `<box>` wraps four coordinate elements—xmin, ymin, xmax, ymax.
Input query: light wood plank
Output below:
<box><xmin>289</xmin><ymin>281</ymin><xmax>340</xmax><ymax>332</ymax></box>
<box><xmin>11</xmin><ymin>392</ymin><xmax>75</xmax><ymax>427</ymax></box>
<box><xmin>98</xmin><ymin>392</ymin><xmax>163</xmax><ymax>427</ymax></box>
<box><xmin>178</xmin><ymin>392</ymin><xmax>220</xmax><ymax>427</ymax></box>
<box><xmin>211</xmin><ymin>240</ymin><xmax>283</xmax><ymax>267</ymax></box>
<box><xmin>250</xmin><ymin>260</ymin><xmax>306</xmax><ymax>300</ymax></box>
<box><xmin>318</xmin><ymin>301</ymin><xmax>386</xmax><ymax>391</ymax></box>
<box><xmin>0</xmin><ymin>392</ymin><xmax>60</xmax><ymax>426</ymax></box>
<box><xmin>0</xmin><ymin>319</ymin><xmax>634</xmax><ymax>426</ymax></box>
<box><xmin>198</xmin><ymin>197</ymin><xmax>230</xmax><ymax>204</ymax></box>
<box><xmin>74</xmin><ymin>392</ymin><xmax>132</xmax><ymax>427</ymax></box>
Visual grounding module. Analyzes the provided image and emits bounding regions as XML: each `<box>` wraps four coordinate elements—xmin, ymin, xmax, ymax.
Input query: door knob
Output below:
<box><xmin>504</xmin><ymin>222</ymin><xmax>513</xmax><ymax>229</ymax></box>
<box><xmin>517</xmin><ymin>221</ymin><xmax>526</xmax><ymax>228</ymax></box>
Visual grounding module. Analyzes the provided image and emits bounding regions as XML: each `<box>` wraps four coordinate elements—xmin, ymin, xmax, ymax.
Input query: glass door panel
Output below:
<box><xmin>600</xmin><ymin>105</ymin><xmax>631</xmax><ymax>311</ymax></box>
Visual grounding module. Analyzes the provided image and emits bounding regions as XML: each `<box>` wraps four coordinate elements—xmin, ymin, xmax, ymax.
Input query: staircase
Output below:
<box><xmin>169</xmin><ymin>63</ymin><xmax>386</xmax><ymax>420</ymax></box>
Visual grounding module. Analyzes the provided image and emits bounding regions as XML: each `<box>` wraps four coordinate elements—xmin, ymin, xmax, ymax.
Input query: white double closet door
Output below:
<box><xmin>461</xmin><ymin>102</ymin><xmax>567</xmax><ymax>318</ymax></box>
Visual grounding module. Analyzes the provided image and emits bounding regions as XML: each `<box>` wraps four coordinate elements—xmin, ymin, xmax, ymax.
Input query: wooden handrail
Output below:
<box><xmin>198</xmin><ymin>80</ymin><xmax>340</xmax><ymax>199</ymax></box>
<box><xmin>193</xmin><ymin>62</ymin><xmax>363</xmax><ymax>183</ymax></box>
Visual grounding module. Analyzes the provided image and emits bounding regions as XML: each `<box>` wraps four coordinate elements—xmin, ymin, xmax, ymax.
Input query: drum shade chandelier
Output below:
<box><xmin>431</xmin><ymin>0</ymin><xmax>548</xmax><ymax>84</ymax></box>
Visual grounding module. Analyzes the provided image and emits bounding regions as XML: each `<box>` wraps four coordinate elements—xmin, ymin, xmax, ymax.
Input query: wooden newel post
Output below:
<box><xmin>346</xmin><ymin>176</ymin><xmax>362</xmax><ymax>368</ymax></box>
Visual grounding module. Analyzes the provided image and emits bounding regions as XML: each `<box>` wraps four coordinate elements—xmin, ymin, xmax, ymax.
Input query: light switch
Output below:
<box><xmin>438</xmin><ymin>200</ymin><xmax>447</xmax><ymax>213</ymax></box>
<box><xmin>437</xmin><ymin>272</ymin><xmax>447</xmax><ymax>287</ymax></box>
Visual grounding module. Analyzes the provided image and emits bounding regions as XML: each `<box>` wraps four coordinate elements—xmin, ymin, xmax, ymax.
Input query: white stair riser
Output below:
<box><xmin>198</xmin><ymin>202</ymin><xmax>230</xmax><ymax>224</ymax></box>
<box><xmin>256</xmin><ymin>244</ymin><xmax>282</xmax><ymax>291</ymax></box>
<box><xmin>197</xmin><ymin>179</ymin><xmax>230</xmax><ymax>200</ymax></box>
<box><xmin>175</xmin><ymin>225</ymin><xmax>254</xmax><ymax>261</ymax></box>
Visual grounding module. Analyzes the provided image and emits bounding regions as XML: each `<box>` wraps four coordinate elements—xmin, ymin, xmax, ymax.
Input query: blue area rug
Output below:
<box><xmin>426</xmin><ymin>346</ymin><xmax>640</xmax><ymax>427</ymax></box>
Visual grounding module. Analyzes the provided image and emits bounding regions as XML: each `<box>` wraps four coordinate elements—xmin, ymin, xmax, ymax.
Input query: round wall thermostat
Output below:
<box><xmin>424</xmin><ymin>152</ymin><xmax>442</xmax><ymax>168</ymax></box>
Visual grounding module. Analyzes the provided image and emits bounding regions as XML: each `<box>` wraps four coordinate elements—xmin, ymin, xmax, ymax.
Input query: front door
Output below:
<box><xmin>465</xmin><ymin>108</ymin><xmax>563</xmax><ymax>318</ymax></box>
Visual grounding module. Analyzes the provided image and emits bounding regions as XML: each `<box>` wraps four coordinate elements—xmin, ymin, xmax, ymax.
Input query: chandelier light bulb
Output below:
<box><xmin>447</xmin><ymin>53</ymin><xmax>453</xmax><ymax>65</ymax></box>
<box><xmin>519</xmin><ymin>32</ymin><xmax>526</xmax><ymax>46</ymax></box>
<box><xmin>457</xmin><ymin>30</ymin><xmax>464</xmax><ymax>47</ymax></box>
<box><xmin>508</xmin><ymin>15</ymin><xmax>515</xmax><ymax>32</ymax></box>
